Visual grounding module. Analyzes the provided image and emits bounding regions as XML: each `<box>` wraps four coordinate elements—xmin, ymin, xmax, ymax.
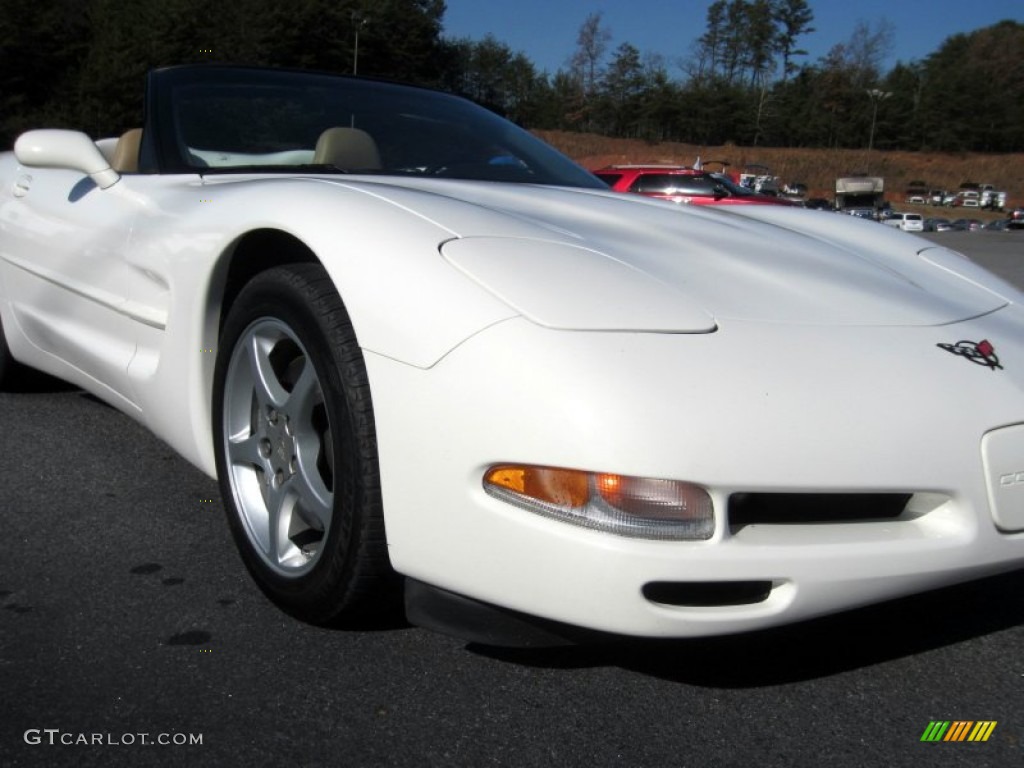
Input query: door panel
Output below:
<box><xmin>0</xmin><ymin>169</ymin><xmax>140</xmax><ymax>401</ymax></box>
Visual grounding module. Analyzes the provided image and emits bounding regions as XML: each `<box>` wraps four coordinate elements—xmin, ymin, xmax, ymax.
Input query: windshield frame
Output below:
<box><xmin>140</xmin><ymin>65</ymin><xmax>603</xmax><ymax>189</ymax></box>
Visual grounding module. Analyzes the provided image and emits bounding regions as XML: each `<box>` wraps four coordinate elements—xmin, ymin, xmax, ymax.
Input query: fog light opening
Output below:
<box><xmin>643</xmin><ymin>581</ymin><xmax>773</xmax><ymax>607</ymax></box>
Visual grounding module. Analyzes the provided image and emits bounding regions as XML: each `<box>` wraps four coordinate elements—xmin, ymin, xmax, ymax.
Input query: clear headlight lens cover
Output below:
<box><xmin>484</xmin><ymin>465</ymin><xmax>713</xmax><ymax>540</ymax></box>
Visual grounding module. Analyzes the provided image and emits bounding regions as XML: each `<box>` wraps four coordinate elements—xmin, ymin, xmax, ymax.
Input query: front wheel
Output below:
<box><xmin>213</xmin><ymin>264</ymin><xmax>391</xmax><ymax>623</ymax></box>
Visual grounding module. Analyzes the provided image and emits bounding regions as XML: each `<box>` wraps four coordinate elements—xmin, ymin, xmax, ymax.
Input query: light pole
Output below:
<box><xmin>866</xmin><ymin>89</ymin><xmax>892</xmax><ymax>151</ymax></box>
<box><xmin>352</xmin><ymin>12</ymin><xmax>368</xmax><ymax>75</ymax></box>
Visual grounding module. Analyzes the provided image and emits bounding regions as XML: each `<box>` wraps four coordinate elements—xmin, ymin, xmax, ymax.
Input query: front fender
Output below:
<box><xmin>123</xmin><ymin>176</ymin><xmax>521</xmax><ymax>476</ymax></box>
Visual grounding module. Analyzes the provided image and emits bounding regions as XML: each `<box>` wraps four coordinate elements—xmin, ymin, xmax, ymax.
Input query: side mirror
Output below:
<box><xmin>14</xmin><ymin>129</ymin><xmax>120</xmax><ymax>189</ymax></box>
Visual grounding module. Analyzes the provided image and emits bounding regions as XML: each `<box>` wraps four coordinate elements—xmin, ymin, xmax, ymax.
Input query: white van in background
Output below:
<box><xmin>883</xmin><ymin>212</ymin><xmax>925</xmax><ymax>232</ymax></box>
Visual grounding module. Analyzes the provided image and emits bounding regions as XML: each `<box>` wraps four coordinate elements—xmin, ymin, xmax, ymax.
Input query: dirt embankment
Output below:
<box><xmin>537</xmin><ymin>130</ymin><xmax>1024</xmax><ymax>211</ymax></box>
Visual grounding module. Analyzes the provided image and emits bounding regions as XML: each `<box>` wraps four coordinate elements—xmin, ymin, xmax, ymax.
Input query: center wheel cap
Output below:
<box><xmin>260</xmin><ymin>409</ymin><xmax>297</xmax><ymax>487</ymax></box>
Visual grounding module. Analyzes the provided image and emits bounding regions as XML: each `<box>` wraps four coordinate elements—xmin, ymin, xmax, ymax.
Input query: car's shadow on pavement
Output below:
<box><xmin>3</xmin><ymin>367</ymin><xmax>79</xmax><ymax>393</ymax></box>
<box><xmin>469</xmin><ymin>568</ymin><xmax>1024</xmax><ymax>686</ymax></box>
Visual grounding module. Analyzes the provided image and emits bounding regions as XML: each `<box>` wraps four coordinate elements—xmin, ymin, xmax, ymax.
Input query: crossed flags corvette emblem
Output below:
<box><xmin>937</xmin><ymin>339</ymin><xmax>1003</xmax><ymax>370</ymax></box>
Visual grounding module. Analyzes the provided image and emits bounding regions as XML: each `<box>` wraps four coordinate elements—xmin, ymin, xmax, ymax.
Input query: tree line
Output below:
<box><xmin>2</xmin><ymin>0</ymin><xmax>1022</xmax><ymax>153</ymax></box>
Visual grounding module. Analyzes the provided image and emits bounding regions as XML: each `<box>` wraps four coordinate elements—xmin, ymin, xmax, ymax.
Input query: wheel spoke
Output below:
<box><xmin>283</xmin><ymin>360</ymin><xmax>320</xmax><ymax>424</ymax></box>
<box><xmin>247</xmin><ymin>332</ymin><xmax>289</xmax><ymax>409</ymax></box>
<box><xmin>228</xmin><ymin>433</ymin><xmax>263</xmax><ymax>468</ymax></box>
<box><xmin>265</xmin><ymin>480</ymin><xmax>289</xmax><ymax>565</ymax></box>
<box><xmin>290</xmin><ymin>449</ymin><xmax>333</xmax><ymax>532</ymax></box>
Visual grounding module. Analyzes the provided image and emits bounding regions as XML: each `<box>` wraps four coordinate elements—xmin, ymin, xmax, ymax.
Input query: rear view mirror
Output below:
<box><xmin>14</xmin><ymin>129</ymin><xmax>120</xmax><ymax>189</ymax></box>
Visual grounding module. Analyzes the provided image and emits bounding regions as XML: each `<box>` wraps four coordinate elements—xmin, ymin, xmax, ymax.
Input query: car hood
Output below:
<box><xmin>338</xmin><ymin>177</ymin><xmax>1014</xmax><ymax>329</ymax></box>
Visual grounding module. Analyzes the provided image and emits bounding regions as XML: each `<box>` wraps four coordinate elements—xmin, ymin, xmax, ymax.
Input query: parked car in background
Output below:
<box><xmin>731</xmin><ymin>163</ymin><xmax>781</xmax><ymax>195</ymax></box>
<box><xmin>905</xmin><ymin>181</ymin><xmax>928</xmax><ymax>204</ymax></box>
<box><xmin>984</xmin><ymin>219</ymin><xmax>1009</xmax><ymax>231</ymax></box>
<box><xmin>952</xmin><ymin>218</ymin><xmax>984</xmax><ymax>231</ymax></box>
<box><xmin>979</xmin><ymin>184</ymin><xmax>1008</xmax><ymax>211</ymax></box>
<box><xmin>782</xmin><ymin>181</ymin><xmax>808</xmax><ymax>199</ymax></box>
<box><xmin>958</xmin><ymin>182</ymin><xmax>1008</xmax><ymax>212</ymax></box>
<box><xmin>592</xmin><ymin>166</ymin><xmax>796</xmax><ymax>206</ymax></box>
<box><xmin>954</xmin><ymin>190</ymin><xmax>981</xmax><ymax>208</ymax></box>
<box><xmin>883</xmin><ymin>212</ymin><xmax>924</xmax><ymax>232</ymax></box>
<box><xmin>1008</xmin><ymin>208</ymin><xmax>1024</xmax><ymax>230</ymax></box>
<box><xmin>924</xmin><ymin>217</ymin><xmax>953</xmax><ymax>232</ymax></box>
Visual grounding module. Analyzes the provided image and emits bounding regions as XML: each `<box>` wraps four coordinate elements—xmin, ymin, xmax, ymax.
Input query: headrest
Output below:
<box><xmin>312</xmin><ymin>127</ymin><xmax>381</xmax><ymax>170</ymax></box>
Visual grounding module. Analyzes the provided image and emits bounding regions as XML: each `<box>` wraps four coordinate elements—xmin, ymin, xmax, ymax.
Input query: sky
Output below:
<box><xmin>441</xmin><ymin>0</ymin><xmax>1023</xmax><ymax>75</ymax></box>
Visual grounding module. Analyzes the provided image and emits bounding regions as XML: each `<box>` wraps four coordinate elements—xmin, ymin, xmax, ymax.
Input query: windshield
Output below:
<box><xmin>144</xmin><ymin>66</ymin><xmax>602</xmax><ymax>188</ymax></box>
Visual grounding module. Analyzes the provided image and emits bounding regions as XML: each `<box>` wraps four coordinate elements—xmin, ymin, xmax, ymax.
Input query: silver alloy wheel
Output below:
<box><xmin>222</xmin><ymin>317</ymin><xmax>334</xmax><ymax>577</ymax></box>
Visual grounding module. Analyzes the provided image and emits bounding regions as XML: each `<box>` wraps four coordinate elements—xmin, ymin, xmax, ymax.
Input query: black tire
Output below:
<box><xmin>213</xmin><ymin>264</ymin><xmax>391</xmax><ymax>624</ymax></box>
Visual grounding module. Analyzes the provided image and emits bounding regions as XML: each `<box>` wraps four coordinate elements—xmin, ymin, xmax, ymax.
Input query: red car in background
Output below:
<box><xmin>592</xmin><ymin>165</ymin><xmax>797</xmax><ymax>206</ymax></box>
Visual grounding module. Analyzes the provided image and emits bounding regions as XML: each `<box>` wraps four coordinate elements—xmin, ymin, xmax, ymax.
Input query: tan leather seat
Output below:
<box><xmin>312</xmin><ymin>127</ymin><xmax>381</xmax><ymax>170</ymax></box>
<box><xmin>111</xmin><ymin>128</ymin><xmax>143</xmax><ymax>173</ymax></box>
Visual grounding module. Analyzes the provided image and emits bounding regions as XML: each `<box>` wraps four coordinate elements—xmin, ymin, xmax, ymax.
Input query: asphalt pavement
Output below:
<box><xmin>2</xmin><ymin>229</ymin><xmax>1023</xmax><ymax>768</ymax></box>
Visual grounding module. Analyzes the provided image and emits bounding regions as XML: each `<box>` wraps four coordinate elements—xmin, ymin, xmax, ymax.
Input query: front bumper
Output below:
<box><xmin>367</xmin><ymin>313</ymin><xmax>1024</xmax><ymax>638</ymax></box>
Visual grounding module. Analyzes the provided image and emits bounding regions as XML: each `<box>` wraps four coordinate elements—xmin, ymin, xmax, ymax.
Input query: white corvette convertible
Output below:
<box><xmin>2</xmin><ymin>65</ymin><xmax>1023</xmax><ymax>644</ymax></box>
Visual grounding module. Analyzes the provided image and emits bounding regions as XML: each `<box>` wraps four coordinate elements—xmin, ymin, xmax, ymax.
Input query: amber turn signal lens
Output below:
<box><xmin>484</xmin><ymin>464</ymin><xmax>714</xmax><ymax>540</ymax></box>
<box><xmin>596</xmin><ymin>473</ymin><xmax>622</xmax><ymax>496</ymax></box>
<box><xmin>485</xmin><ymin>466</ymin><xmax>589</xmax><ymax>507</ymax></box>
<box><xmin>597</xmin><ymin>475</ymin><xmax>711</xmax><ymax>521</ymax></box>
<box><xmin>485</xmin><ymin>466</ymin><xmax>527</xmax><ymax>493</ymax></box>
